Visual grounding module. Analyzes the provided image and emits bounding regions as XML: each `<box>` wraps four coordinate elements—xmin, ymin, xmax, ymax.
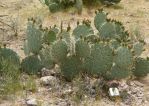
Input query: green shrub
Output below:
<box><xmin>43</xmin><ymin>0</ymin><xmax>121</xmax><ymax>13</ymax></box>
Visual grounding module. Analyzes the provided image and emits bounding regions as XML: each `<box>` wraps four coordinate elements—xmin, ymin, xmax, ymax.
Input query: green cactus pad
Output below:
<box><xmin>51</xmin><ymin>40</ymin><xmax>68</xmax><ymax>63</ymax></box>
<box><xmin>134</xmin><ymin>58</ymin><xmax>149</xmax><ymax>77</ymax></box>
<box><xmin>26</xmin><ymin>22</ymin><xmax>42</xmax><ymax>54</ymax></box>
<box><xmin>100</xmin><ymin>22</ymin><xmax>115</xmax><ymax>39</ymax></box>
<box><xmin>0</xmin><ymin>48</ymin><xmax>20</xmax><ymax>66</ymax></box>
<box><xmin>94</xmin><ymin>10</ymin><xmax>107</xmax><ymax>31</ymax></box>
<box><xmin>73</xmin><ymin>24</ymin><xmax>94</xmax><ymax>39</ymax></box>
<box><xmin>84</xmin><ymin>43</ymin><xmax>113</xmax><ymax>76</ymax></box>
<box><xmin>75</xmin><ymin>0</ymin><xmax>83</xmax><ymax>14</ymax></box>
<box><xmin>48</xmin><ymin>2</ymin><xmax>60</xmax><ymax>13</ymax></box>
<box><xmin>39</xmin><ymin>46</ymin><xmax>54</xmax><ymax>69</ymax></box>
<box><xmin>43</xmin><ymin>30</ymin><xmax>56</xmax><ymax>45</ymax></box>
<box><xmin>60</xmin><ymin>56</ymin><xmax>81</xmax><ymax>81</ymax></box>
<box><xmin>114</xmin><ymin>46</ymin><xmax>133</xmax><ymax>68</ymax></box>
<box><xmin>106</xmin><ymin>65</ymin><xmax>131</xmax><ymax>80</ymax></box>
<box><xmin>75</xmin><ymin>40</ymin><xmax>90</xmax><ymax>58</ymax></box>
<box><xmin>21</xmin><ymin>55</ymin><xmax>42</xmax><ymax>75</ymax></box>
<box><xmin>133</xmin><ymin>42</ymin><xmax>144</xmax><ymax>56</ymax></box>
<box><xmin>24</xmin><ymin>41</ymin><xmax>30</xmax><ymax>56</ymax></box>
<box><xmin>114</xmin><ymin>22</ymin><xmax>126</xmax><ymax>40</ymax></box>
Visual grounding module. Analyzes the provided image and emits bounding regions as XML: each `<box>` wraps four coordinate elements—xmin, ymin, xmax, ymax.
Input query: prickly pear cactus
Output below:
<box><xmin>60</xmin><ymin>56</ymin><xmax>82</xmax><ymax>81</ymax></box>
<box><xmin>100</xmin><ymin>0</ymin><xmax>121</xmax><ymax>6</ymax></box>
<box><xmin>73</xmin><ymin>24</ymin><xmax>94</xmax><ymax>39</ymax></box>
<box><xmin>106</xmin><ymin>65</ymin><xmax>131</xmax><ymax>80</ymax></box>
<box><xmin>134</xmin><ymin>58</ymin><xmax>149</xmax><ymax>77</ymax></box>
<box><xmin>75</xmin><ymin>39</ymin><xmax>90</xmax><ymax>58</ymax></box>
<box><xmin>51</xmin><ymin>39</ymin><xmax>68</xmax><ymax>63</ymax></box>
<box><xmin>48</xmin><ymin>2</ymin><xmax>60</xmax><ymax>13</ymax></box>
<box><xmin>100</xmin><ymin>22</ymin><xmax>116</xmax><ymax>39</ymax></box>
<box><xmin>133</xmin><ymin>42</ymin><xmax>144</xmax><ymax>56</ymax></box>
<box><xmin>0</xmin><ymin>48</ymin><xmax>20</xmax><ymax>66</ymax></box>
<box><xmin>84</xmin><ymin>43</ymin><xmax>113</xmax><ymax>76</ymax></box>
<box><xmin>75</xmin><ymin>0</ymin><xmax>83</xmax><ymax>14</ymax></box>
<box><xmin>94</xmin><ymin>10</ymin><xmax>107</xmax><ymax>31</ymax></box>
<box><xmin>24</xmin><ymin>40</ymin><xmax>30</xmax><ymax>56</ymax></box>
<box><xmin>114</xmin><ymin>21</ymin><xmax>127</xmax><ymax>40</ymax></box>
<box><xmin>26</xmin><ymin>21</ymin><xmax>42</xmax><ymax>55</ymax></box>
<box><xmin>21</xmin><ymin>55</ymin><xmax>42</xmax><ymax>75</ymax></box>
<box><xmin>114</xmin><ymin>46</ymin><xmax>133</xmax><ymax>69</ymax></box>
<box><xmin>43</xmin><ymin>30</ymin><xmax>56</xmax><ymax>45</ymax></box>
<box><xmin>39</xmin><ymin>46</ymin><xmax>54</xmax><ymax>69</ymax></box>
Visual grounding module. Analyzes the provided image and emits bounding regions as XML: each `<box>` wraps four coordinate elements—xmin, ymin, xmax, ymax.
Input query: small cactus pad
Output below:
<box><xmin>84</xmin><ymin>43</ymin><xmax>113</xmax><ymax>76</ymax></box>
<box><xmin>39</xmin><ymin>46</ymin><xmax>54</xmax><ymax>69</ymax></box>
<box><xmin>134</xmin><ymin>58</ymin><xmax>149</xmax><ymax>77</ymax></box>
<box><xmin>73</xmin><ymin>24</ymin><xmax>94</xmax><ymax>39</ymax></box>
<box><xmin>94</xmin><ymin>10</ymin><xmax>107</xmax><ymax>31</ymax></box>
<box><xmin>100</xmin><ymin>22</ymin><xmax>115</xmax><ymax>39</ymax></box>
<box><xmin>21</xmin><ymin>55</ymin><xmax>42</xmax><ymax>75</ymax></box>
<box><xmin>114</xmin><ymin>46</ymin><xmax>133</xmax><ymax>69</ymax></box>
<box><xmin>43</xmin><ymin>30</ymin><xmax>56</xmax><ymax>45</ymax></box>
<box><xmin>106</xmin><ymin>65</ymin><xmax>131</xmax><ymax>80</ymax></box>
<box><xmin>51</xmin><ymin>40</ymin><xmax>68</xmax><ymax>63</ymax></box>
<box><xmin>75</xmin><ymin>40</ymin><xmax>90</xmax><ymax>58</ymax></box>
<box><xmin>48</xmin><ymin>2</ymin><xmax>60</xmax><ymax>13</ymax></box>
<box><xmin>0</xmin><ymin>48</ymin><xmax>20</xmax><ymax>66</ymax></box>
<box><xmin>133</xmin><ymin>42</ymin><xmax>144</xmax><ymax>56</ymax></box>
<box><xmin>60</xmin><ymin>56</ymin><xmax>81</xmax><ymax>81</ymax></box>
<box><xmin>75</xmin><ymin>0</ymin><xmax>83</xmax><ymax>14</ymax></box>
<box><xmin>26</xmin><ymin>21</ymin><xmax>42</xmax><ymax>54</ymax></box>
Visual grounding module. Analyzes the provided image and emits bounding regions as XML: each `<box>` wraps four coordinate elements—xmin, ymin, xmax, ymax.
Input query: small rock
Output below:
<box><xmin>41</xmin><ymin>68</ymin><xmax>55</xmax><ymax>77</ymax></box>
<box><xmin>134</xmin><ymin>81</ymin><xmax>144</xmax><ymax>87</ymax></box>
<box><xmin>26</xmin><ymin>98</ymin><xmax>37</xmax><ymax>106</ymax></box>
<box><xmin>40</xmin><ymin>76</ymin><xmax>59</xmax><ymax>86</ymax></box>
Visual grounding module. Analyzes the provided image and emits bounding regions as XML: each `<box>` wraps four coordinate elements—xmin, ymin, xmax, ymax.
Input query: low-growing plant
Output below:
<box><xmin>0</xmin><ymin>55</ymin><xmax>21</xmax><ymax>98</ymax></box>
<box><xmin>42</xmin><ymin>0</ymin><xmax>121</xmax><ymax>13</ymax></box>
<box><xmin>23</xmin><ymin>9</ymin><xmax>149</xmax><ymax>81</ymax></box>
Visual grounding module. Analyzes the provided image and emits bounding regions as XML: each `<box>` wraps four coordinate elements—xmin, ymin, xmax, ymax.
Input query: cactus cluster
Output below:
<box><xmin>43</xmin><ymin>0</ymin><xmax>121</xmax><ymax>13</ymax></box>
<box><xmin>22</xmin><ymin>10</ymin><xmax>149</xmax><ymax>81</ymax></box>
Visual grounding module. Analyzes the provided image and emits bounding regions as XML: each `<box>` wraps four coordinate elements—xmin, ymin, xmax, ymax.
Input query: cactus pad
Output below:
<box><xmin>21</xmin><ymin>55</ymin><xmax>42</xmax><ymax>75</ymax></box>
<box><xmin>94</xmin><ymin>10</ymin><xmax>107</xmax><ymax>31</ymax></box>
<box><xmin>73</xmin><ymin>24</ymin><xmax>94</xmax><ymax>39</ymax></box>
<box><xmin>134</xmin><ymin>58</ymin><xmax>149</xmax><ymax>77</ymax></box>
<box><xmin>26</xmin><ymin>21</ymin><xmax>42</xmax><ymax>54</ymax></box>
<box><xmin>43</xmin><ymin>30</ymin><xmax>56</xmax><ymax>45</ymax></box>
<box><xmin>100</xmin><ymin>22</ymin><xmax>115</xmax><ymax>39</ymax></box>
<box><xmin>114</xmin><ymin>46</ymin><xmax>133</xmax><ymax>68</ymax></box>
<box><xmin>51</xmin><ymin>40</ymin><xmax>68</xmax><ymax>63</ymax></box>
<box><xmin>39</xmin><ymin>46</ymin><xmax>54</xmax><ymax>69</ymax></box>
<box><xmin>84</xmin><ymin>43</ymin><xmax>113</xmax><ymax>76</ymax></box>
<box><xmin>0</xmin><ymin>48</ymin><xmax>20</xmax><ymax>66</ymax></box>
<box><xmin>106</xmin><ymin>65</ymin><xmax>131</xmax><ymax>80</ymax></box>
<box><xmin>75</xmin><ymin>40</ymin><xmax>90</xmax><ymax>58</ymax></box>
<box><xmin>133</xmin><ymin>42</ymin><xmax>144</xmax><ymax>56</ymax></box>
<box><xmin>60</xmin><ymin>56</ymin><xmax>81</xmax><ymax>81</ymax></box>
